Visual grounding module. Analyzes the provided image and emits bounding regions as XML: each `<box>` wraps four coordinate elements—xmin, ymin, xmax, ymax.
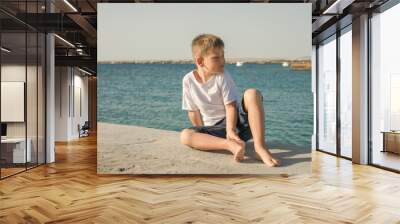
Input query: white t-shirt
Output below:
<box><xmin>182</xmin><ymin>70</ymin><xmax>241</xmax><ymax>126</ymax></box>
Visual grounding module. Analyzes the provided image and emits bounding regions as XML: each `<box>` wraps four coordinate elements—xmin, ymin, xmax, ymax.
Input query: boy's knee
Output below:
<box><xmin>180</xmin><ymin>129</ymin><xmax>195</xmax><ymax>146</ymax></box>
<box><xmin>244</xmin><ymin>88</ymin><xmax>262</xmax><ymax>101</ymax></box>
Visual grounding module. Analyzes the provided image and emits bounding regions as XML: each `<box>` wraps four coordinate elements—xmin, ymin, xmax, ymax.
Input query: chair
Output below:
<box><xmin>78</xmin><ymin>121</ymin><xmax>90</xmax><ymax>138</ymax></box>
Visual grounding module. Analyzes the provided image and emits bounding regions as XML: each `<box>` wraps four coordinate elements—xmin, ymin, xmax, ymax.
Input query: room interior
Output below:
<box><xmin>0</xmin><ymin>0</ymin><xmax>399</xmax><ymax>222</ymax></box>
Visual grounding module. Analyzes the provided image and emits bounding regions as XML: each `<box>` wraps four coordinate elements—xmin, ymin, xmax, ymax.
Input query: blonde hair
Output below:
<box><xmin>191</xmin><ymin>34</ymin><xmax>224</xmax><ymax>58</ymax></box>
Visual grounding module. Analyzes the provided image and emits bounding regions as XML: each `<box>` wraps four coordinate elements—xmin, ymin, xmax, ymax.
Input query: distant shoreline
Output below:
<box><xmin>97</xmin><ymin>59</ymin><xmax>311</xmax><ymax>65</ymax></box>
<box><xmin>97</xmin><ymin>59</ymin><xmax>312</xmax><ymax>70</ymax></box>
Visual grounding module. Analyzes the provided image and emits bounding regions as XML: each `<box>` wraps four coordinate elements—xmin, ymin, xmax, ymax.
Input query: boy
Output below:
<box><xmin>180</xmin><ymin>34</ymin><xmax>280</xmax><ymax>167</ymax></box>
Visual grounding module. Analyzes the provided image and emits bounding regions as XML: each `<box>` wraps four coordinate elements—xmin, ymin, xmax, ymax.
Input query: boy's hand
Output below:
<box><xmin>226</xmin><ymin>129</ymin><xmax>243</xmax><ymax>142</ymax></box>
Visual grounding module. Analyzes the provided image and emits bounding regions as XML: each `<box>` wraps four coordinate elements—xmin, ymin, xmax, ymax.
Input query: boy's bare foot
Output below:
<box><xmin>228</xmin><ymin>139</ymin><xmax>245</xmax><ymax>162</ymax></box>
<box><xmin>254</xmin><ymin>146</ymin><xmax>280</xmax><ymax>167</ymax></box>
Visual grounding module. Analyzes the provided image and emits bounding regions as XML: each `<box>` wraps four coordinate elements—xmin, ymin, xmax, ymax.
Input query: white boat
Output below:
<box><xmin>236</xmin><ymin>61</ymin><xmax>243</xmax><ymax>67</ymax></box>
<box><xmin>282</xmin><ymin>62</ymin><xmax>289</xmax><ymax>67</ymax></box>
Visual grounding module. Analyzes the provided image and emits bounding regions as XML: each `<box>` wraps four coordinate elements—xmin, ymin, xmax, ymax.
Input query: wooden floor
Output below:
<box><xmin>1</xmin><ymin>167</ymin><xmax>26</xmax><ymax>178</ymax></box>
<box><xmin>0</xmin><ymin>134</ymin><xmax>400</xmax><ymax>223</ymax></box>
<box><xmin>372</xmin><ymin>150</ymin><xmax>400</xmax><ymax>171</ymax></box>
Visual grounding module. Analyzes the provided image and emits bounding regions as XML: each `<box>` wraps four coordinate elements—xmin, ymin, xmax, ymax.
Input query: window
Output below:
<box><xmin>370</xmin><ymin>2</ymin><xmax>400</xmax><ymax>171</ymax></box>
<box><xmin>339</xmin><ymin>27</ymin><xmax>352</xmax><ymax>158</ymax></box>
<box><xmin>317</xmin><ymin>35</ymin><xmax>337</xmax><ymax>154</ymax></box>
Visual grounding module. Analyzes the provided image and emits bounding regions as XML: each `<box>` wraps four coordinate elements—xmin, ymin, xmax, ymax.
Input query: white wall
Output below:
<box><xmin>55</xmin><ymin>66</ymin><xmax>70</xmax><ymax>141</ymax></box>
<box><xmin>1</xmin><ymin>82</ymin><xmax>25</xmax><ymax>122</ymax></box>
<box><xmin>1</xmin><ymin>65</ymin><xmax>40</xmax><ymax>137</ymax></box>
<box><xmin>1</xmin><ymin>65</ymin><xmax>26</xmax><ymax>140</ymax></box>
<box><xmin>1</xmin><ymin>65</ymin><xmax>26</xmax><ymax>82</ymax></box>
<box><xmin>71</xmin><ymin>72</ymin><xmax>89</xmax><ymax>139</ymax></box>
<box><xmin>1</xmin><ymin>63</ymin><xmax>46</xmax><ymax>164</ymax></box>
<box><xmin>55</xmin><ymin>67</ymin><xmax>89</xmax><ymax>141</ymax></box>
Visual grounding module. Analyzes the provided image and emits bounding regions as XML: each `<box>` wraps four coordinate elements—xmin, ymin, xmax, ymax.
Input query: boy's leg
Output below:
<box><xmin>243</xmin><ymin>88</ymin><xmax>280</xmax><ymax>166</ymax></box>
<box><xmin>180</xmin><ymin>129</ymin><xmax>245</xmax><ymax>161</ymax></box>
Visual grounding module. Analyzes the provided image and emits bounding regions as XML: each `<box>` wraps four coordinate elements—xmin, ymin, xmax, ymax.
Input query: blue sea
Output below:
<box><xmin>98</xmin><ymin>63</ymin><xmax>313</xmax><ymax>149</ymax></box>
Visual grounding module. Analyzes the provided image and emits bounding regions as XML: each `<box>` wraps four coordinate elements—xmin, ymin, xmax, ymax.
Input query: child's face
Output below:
<box><xmin>198</xmin><ymin>48</ymin><xmax>225</xmax><ymax>75</ymax></box>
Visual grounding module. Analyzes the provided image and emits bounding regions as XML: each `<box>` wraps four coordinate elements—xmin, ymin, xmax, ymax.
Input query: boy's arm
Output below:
<box><xmin>225</xmin><ymin>101</ymin><xmax>242</xmax><ymax>141</ymax></box>
<box><xmin>188</xmin><ymin>110</ymin><xmax>203</xmax><ymax>126</ymax></box>
<box><xmin>220</xmin><ymin>73</ymin><xmax>241</xmax><ymax>141</ymax></box>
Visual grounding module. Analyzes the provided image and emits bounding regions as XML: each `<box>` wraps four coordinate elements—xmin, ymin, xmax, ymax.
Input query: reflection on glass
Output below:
<box><xmin>27</xmin><ymin>31</ymin><xmax>38</xmax><ymax>169</ymax></box>
<box><xmin>38</xmin><ymin>33</ymin><xmax>46</xmax><ymax>165</ymax></box>
<box><xmin>318</xmin><ymin>36</ymin><xmax>337</xmax><ymax>154</ymax></box>
<box><xmin>1</xmin><ymin>32</ymin><xmax>27</xmax><ymax>177</ymax></box>
<box><xmin>390</xmin><ymin>75</ymin><xmax>400</xmax><ymax>130</ymax></box>
<box><xmin>340</xmin><ymin>29</ymin><xmax>352</xmax><ymax>158</ymax></box>
<box><xmin>371</xmin><ymin>3</ymin><xmax>400</xmax><ymax>171</ymax></box>
<box><xmin>0</xmin><ymin>1</ymin><xmax>47</xmax><ymax>179</ymax></box>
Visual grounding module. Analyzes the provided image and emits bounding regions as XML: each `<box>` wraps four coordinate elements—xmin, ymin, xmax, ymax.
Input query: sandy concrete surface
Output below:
<box><xmin>97</xmin><ymin>122</ymin><xmax>311</xmax><ymax>175</ymax></box>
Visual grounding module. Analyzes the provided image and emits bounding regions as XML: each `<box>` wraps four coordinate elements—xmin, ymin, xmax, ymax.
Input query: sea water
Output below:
<box><xmin>98</xmin><ymin>63</ymin><xmax>313</xmax><ymax>149</ymax></box>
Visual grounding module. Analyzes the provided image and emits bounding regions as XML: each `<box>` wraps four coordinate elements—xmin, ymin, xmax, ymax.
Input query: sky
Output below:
<box><xmin>98</xmin><ymin>3</ymin><xmax>311</xmax><ymax>61</ymax></box>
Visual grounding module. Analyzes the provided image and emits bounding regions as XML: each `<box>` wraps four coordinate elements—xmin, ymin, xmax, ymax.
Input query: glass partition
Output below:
<box><xmin>38</xmin><ymin>32</ymin><xmax>45</xmax><ymax>165</ymax></box>
<box><xmin>317</xmin><ymin>35</ymin><xmax>337</xmax><ymax>154</ymax></box>
<box><xmin>1</xmin><ymin>31</ymin><xmax>28</xmax><ymax>177</ymax></box>
<box><xmin>27</xmin><ymin>30</ymin><xmax>38</xmax><ymax>169</ymax></box>
<box><xmin>0</xmin><ymin>1</ymin><xmax>46</xmax><ymax>179</ymax></box>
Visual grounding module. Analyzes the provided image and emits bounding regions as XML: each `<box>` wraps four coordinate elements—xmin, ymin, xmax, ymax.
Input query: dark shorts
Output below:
<box><xmin>187</xmin><ymin>94</ymin><xmax>253</xmax><ymax>142</ymax></box>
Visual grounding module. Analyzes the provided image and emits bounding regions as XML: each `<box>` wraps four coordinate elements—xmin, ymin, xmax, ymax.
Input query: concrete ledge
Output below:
<box><xmin>97</xmin><ymin>122</ymin><xmax>311</xmax><ymax>174</ymax></box>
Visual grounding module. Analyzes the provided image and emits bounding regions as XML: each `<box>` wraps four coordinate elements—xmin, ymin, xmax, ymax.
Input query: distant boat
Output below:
<box><xmin>282</xmin><ymin>62</ymin><xmax>289</xmax><ymax>67</ymax></box>
<box><xmin>236</xmin><ymin>61</ymin><xmax>244</xmax><ymax>67</ymax></box>
<box><xmin>290</xmin><ymin>61</ymin><xmax>311</xmax><ymax>71</ymax></box>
